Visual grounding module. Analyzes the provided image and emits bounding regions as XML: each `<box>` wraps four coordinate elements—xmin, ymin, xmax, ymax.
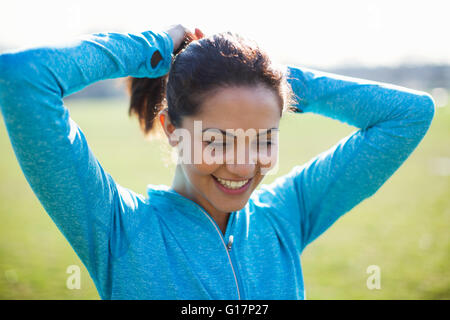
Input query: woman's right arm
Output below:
<box><xmin>0</xmin><ymin>29</ymin><xmax>174</xmax><ymax>296</ymax></box>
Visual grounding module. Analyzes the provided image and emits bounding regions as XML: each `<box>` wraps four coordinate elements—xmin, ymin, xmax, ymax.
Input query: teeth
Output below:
<box><xmin>216</xmin><ymin>177</ymin><xmax>249</xmax><ymax>189</ymax></box>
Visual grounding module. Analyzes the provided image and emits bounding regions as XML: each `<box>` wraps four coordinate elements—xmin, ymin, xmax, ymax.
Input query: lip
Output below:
<box><xmin>211</xmin><ymin>175</ymin><xmax>253</xmax><ymax>195</ymax></box>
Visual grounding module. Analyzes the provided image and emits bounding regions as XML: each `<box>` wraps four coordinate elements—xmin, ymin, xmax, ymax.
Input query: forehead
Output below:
<box><xmin>188</xmin><ymin>85</ymin><xmax>281</xmax><ymax>131</ymax></box>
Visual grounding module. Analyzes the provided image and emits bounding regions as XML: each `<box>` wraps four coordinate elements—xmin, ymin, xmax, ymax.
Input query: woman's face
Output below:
<box><xmin>167</xmin><ymin>84</ymin><xmax>282</xmax><ymax>216</ymax></box>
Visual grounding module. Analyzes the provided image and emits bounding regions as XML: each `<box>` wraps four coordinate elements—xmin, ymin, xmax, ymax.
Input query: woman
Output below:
<box><xmin>0</xmin><ymin>24</ymin><xmax>435</xmax><ymax>299</ymax></box>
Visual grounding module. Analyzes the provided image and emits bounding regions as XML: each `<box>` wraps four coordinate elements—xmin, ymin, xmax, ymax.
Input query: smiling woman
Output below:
<box><xmin>128</xmin><ymin>27</ymin><xmax>294</xmax><ymax>233</ymax></box>
<box><xmin>167</xmin><ymin>85</ymin><xmax>284</xmax><ymax>232</ymax></box>
<box><xmin>0</xmin><ymin>24</ymin><xmax>435</xmax><ymax>300</ymax></box>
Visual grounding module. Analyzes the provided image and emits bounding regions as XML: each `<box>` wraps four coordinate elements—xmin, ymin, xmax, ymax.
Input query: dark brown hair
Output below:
<box><xmin>127</xmin><ymin>31</ymin><xmax>296</xmax><ymax>137</ymax></box>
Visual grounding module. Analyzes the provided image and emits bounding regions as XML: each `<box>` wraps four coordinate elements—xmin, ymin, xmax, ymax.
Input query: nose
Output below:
<box><xmin>225</xmin><ymin>162</ymin><xmax>256</xmax><ymax>178</ymax></box>
<box><xmin>224</xmin><ymin>143</ymin><xmax>258</xmax><ymax>178</ymax></box>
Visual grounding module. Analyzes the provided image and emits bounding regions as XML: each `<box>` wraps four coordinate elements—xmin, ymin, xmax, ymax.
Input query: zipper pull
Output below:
<box><xmin>227</xmin><ymin>235</ymin><xmax>234</xmax><ymax>251</ymax></box>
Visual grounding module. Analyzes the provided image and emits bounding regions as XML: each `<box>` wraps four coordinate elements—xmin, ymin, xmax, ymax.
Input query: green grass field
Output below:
<box><xmin>0</xmin><ymin>97</ymin><xmax>449</xmax><ymax>299</ymax></box>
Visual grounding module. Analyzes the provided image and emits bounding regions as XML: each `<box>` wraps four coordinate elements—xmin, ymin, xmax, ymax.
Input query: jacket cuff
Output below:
<box><xmin>143</xmin><ymin>30</ymin><xmax>174</xmax><ymax>78</ymax></box>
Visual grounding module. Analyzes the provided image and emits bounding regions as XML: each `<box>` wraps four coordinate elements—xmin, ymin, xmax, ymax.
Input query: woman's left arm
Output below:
<box><xmin>255</xmin><ymin>64</ymin><xmax>435</xmax><ymax>252</ymax></box>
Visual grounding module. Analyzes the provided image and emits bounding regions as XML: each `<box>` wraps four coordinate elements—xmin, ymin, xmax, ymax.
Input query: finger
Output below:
<box><xmin>195</xmin><ymin>28</ymin><xmax>205</xmax><ymax>39</ymax></box>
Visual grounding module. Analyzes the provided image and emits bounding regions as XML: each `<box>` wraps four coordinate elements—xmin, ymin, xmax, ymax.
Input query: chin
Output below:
<box><xmin>210</xmin><ymin>190</ymin><xmax>254</xmax><ymax>213</ymax></box>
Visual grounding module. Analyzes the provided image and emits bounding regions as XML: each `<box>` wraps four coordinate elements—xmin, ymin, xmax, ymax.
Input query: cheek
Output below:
<box><xmin>195</xmin><ymin>163</ymin><xmax>221</xmax><ymax>175</ymax></box>
<box><xmin>184</xmin><ymin>162</ymin><xmax>221</xmax><ymax>180</ymax></box>
<box><xmin>257</xmin><ymin>145</ymin><xmax>279</xmax><ymax>175</ymax></box>
<box><xmin>179</xmin><ymin>140</ymin><xmax>223</xmax><ymax>182</ymax></box>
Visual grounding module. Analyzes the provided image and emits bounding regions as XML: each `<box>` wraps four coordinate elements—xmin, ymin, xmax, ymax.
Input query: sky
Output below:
<box><xmin>0</xmin><ymin>0</ymin><xmax>449</xmax><ymax>68</ymax></box>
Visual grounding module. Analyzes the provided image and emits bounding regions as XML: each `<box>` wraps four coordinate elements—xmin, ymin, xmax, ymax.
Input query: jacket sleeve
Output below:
<box><xmin>0</xmin><ymin>30</ymin><xmax>174</xmax><ymax>297</ymax></box>
<box><xmin>255</xmin><ymin>64</ymin><xmax>435</xmax><ymax>253</ymax></box>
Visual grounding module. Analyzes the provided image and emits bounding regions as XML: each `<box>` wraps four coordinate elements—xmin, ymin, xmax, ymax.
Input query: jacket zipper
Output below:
<box><xmin>225</xmin><ymin>233</ymin><xmax>246</xmax><ymax>300</ymax></box>
<box><xmin>227</xmin><ymin>235</ymin><xmax>234</xmax><ymax>250</ymax></box>
<box><xmin>192</xmin><ymin>204</ymin><xmax>242</xmax><ymax>300</ymax></box>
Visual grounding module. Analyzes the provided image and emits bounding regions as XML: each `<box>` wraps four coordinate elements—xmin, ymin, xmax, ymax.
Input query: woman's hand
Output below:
<box><xmin>164</xmin><ymin>24</ymin><xmax>205</xmax><ymax>53</ymax></box>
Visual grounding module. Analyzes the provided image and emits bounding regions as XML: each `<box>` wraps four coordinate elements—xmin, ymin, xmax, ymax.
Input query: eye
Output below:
<box><xmin>258</xmin><ymin>141</ymin><xmax>272</xmax><ymax>149</ymax></box>
<box><xmin>204</xmin><ymin>139</ymin><xmax>232</xmax><ymax>149</ymax></box>
<box><xmin>256</xmin><ymin>137</ymin><xmax>275</xmax><ymax>146</ymax></box>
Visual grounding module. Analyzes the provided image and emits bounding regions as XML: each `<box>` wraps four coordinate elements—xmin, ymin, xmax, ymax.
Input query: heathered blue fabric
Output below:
<box><xmin>0</xmin><ymin>30</ymin><xmax>435</xmax><ymax>300</ymax></box>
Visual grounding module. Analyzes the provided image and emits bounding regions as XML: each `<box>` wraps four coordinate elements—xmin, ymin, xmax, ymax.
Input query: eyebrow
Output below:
<box><xmin>202</xmin><ymin>127</ymin><xmax>279</xmax><ymax>138</ymax></box>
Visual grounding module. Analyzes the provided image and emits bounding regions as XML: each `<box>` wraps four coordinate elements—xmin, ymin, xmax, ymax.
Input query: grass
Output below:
<box><xmin>0</xmin><ymin>97</ymin><xmax>448</xmax><ymax>299</ymax></box>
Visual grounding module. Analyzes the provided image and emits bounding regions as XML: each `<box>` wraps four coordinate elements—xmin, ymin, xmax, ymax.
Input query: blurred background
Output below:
<box><xmin>0</xmin><ymin>0</ymin><xmax>448</xmax><ymax>299</ymax></box>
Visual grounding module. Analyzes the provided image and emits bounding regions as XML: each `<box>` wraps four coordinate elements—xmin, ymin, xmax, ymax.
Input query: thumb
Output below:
<box><xmin>194</xmin><ymin>28</ymin><xmax>205</xmax><ymax>39</ymax></box>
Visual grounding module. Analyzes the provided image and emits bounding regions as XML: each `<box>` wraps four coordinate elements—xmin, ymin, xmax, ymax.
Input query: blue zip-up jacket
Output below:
<box><xmin>0</xmin><ymin>30</ymin><xmax>435</xmax><ymax>299</ymax></box>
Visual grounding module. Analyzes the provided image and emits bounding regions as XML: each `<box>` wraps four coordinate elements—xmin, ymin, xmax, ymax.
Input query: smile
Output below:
<box><xmin>211</xmin><ymin>175</ymin><xmax>253</xmax><ymax>194</ymax></box>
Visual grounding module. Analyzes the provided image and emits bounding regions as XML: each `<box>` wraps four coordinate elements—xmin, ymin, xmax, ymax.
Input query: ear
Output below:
<box><xmin>159</xmin><ymin>108</ymin><xmax>178</xmax><ymax>147</ymax></box>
